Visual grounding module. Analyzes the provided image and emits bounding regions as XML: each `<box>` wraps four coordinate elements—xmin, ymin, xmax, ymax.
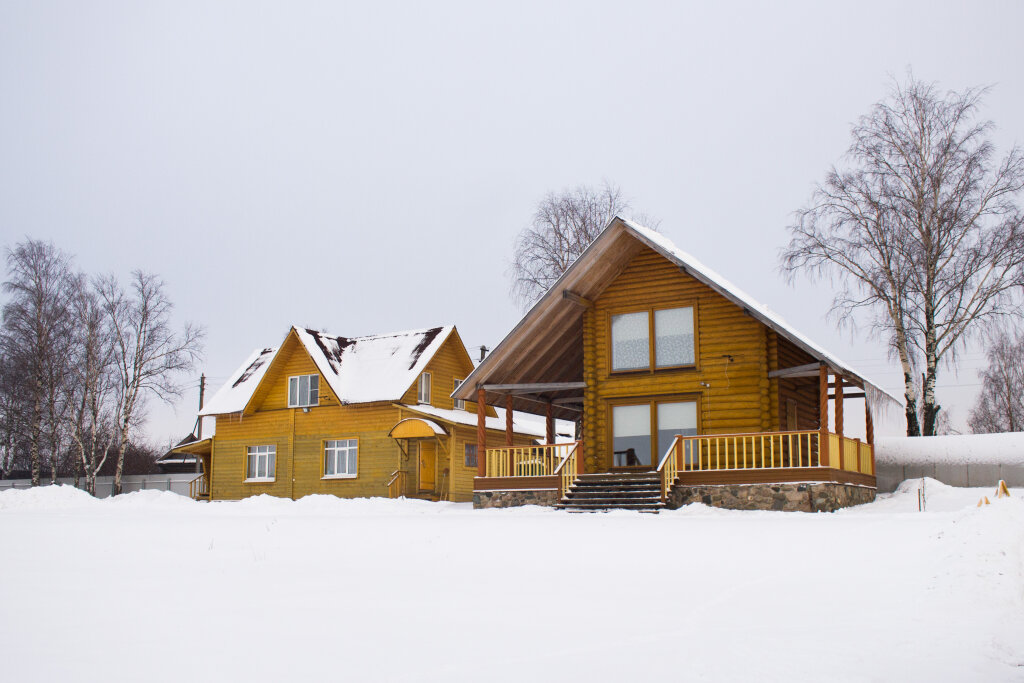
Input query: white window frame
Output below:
<box><xmin>288</xmin><ymin>374</ymin><xmax>319</xmax><ymax>408</ymax></box>
<box><xmin>453</xmin><ymin>378</ymin><xmax>465</xmax><ymax>410</ymax></box>
<box><xmin>418</xmin><ymin>372</ymin><xmax>431</xmax><ymax>404</ymax></box>
<box><xmin>245</xmin><ymin>445</ymin><xmax>276</xmax><ymax>482</ymax></box>
<box><xmin>323</xmin><ymin>439</ymin><xmax>358</xmax><ymax>479</ymax></box>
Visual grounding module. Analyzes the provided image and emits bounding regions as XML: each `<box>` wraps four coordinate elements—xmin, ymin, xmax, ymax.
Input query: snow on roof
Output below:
<box><xmin>200</xmin><ymin>326</ymin><xmax>454</xmax><ymax>416</ymax></box>
<box><xmin>199</xmin><ymin>348</ymin><xmax>277</xmax><ymax>415</ymax></box>
<box><xmin>875</xmin><ymin>433</ymin><xmax>1024</xmax><ymax>466</ymax></box>
<box><xmin>619</xmin><ymin>218</ymin><xmax>900</xmax><ymax>407</ymax></box>
<box><xmin>399</xmin><ymin>403</ymin><xmax>572</xmax><ymax>440</ymax></box>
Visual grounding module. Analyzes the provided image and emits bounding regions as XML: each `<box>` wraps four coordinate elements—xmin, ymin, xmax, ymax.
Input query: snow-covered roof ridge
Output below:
<box><xmin>200</xmin><ymin>325</ymin><xmax>456</xmax><ymax>415</ymax></box>
<box><xmin>617</xmin><ymin>217</ymin><xmax>900</xmax><ymax>407</ymax></box>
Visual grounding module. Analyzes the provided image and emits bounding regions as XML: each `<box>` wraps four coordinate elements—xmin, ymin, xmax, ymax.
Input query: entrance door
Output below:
<box><xmin>418</xmin><ymin>441</ymin><xmax>436</xmax><ymax>492</ymax></box>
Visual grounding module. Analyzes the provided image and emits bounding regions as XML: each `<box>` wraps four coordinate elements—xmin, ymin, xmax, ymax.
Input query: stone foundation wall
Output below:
<box><xmin>666</xmin><ymin>482</ymin><xmax>875</xmax><ymax>512</ymax></box>
<box><xmin>473</xmin><ymin>489</ymin><xmax>559</xmax><ymax>509</ymax></box>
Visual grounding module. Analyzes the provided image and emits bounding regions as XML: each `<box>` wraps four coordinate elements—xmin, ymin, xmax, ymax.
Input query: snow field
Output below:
<box><xmin>0</xmin><ymin>481</ymin><xmax>1022</xmax><ymax>682</ymax></box>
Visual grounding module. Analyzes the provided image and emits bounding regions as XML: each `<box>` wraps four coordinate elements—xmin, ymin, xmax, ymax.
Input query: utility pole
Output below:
<box><xmin>195</xmin><ymin>374</ymin><xmax>205</xmax><ymax>474</ymax></box>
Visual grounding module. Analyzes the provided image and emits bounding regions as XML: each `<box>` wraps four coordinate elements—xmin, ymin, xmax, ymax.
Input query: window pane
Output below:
<box><xmin>309</xmin><ymin>375</ymin><xmax>319</xmax><ymax>405</ymax></box>
<box><xmin>247</xmin><ymin>449</ymin><xmax>257</xmax><ymax>479</ymax></box>
<box><xmin>612</xmin><ymin>404</ymin><xmax>651</xmax><ymax>467</ymax></box>
<box><xmin>288</xmin><ymin>377</ymin><xmax>298</xmax><ymax>406</ymax></box>
<box><xmin>464</xmin><ymin>444</ymin><xmax>477</xmax><ymax>468</ymax></box>
<box><xmin>655</xmin><ymin>307</ymin><xmax>694</xmax><ymax>367</ymax></box>
<box><xmin>657</xmin><ymin>402</ymin><xmax>697</xmax><ymax>464</ymax></box>
<box><xmin>611</xmin><ymin>312</ymin><xmax>650</xmax><ymax>371</ymax></box>
<box><xmin>346</xmin><ymin>446</ymin><xmax>357</xmax><ymax>475</ymax></box>
<box><xmin>266</xmin><ymin>449</ymin><xmax>275</xmax><ymax>478</ymax></box>
<box><xmin>299</xmin><ymin>375</ymin><xmax>309</xmax><ymax>405</ymax></box>
<box><xmin>324</xmin><ymin>445</ymin><xmax>335</xmax><ymax>476</ymax></box>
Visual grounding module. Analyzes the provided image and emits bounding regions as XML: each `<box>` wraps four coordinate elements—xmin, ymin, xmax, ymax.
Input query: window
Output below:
<box><xmin>453</xmin><ymin>378</ymin><xmax>465</xmax><ymax>410</ymax></box>
<box><xmin>246</xmin><ymin>445</ymin><xmax>276</xmax><ymax>481</ymax></box>
<box><xmin>288</xmin><ymin>374</ymin><xmax>319</xmax><ymax>407</ymax></box>
<box><xmin>612</xmin><ymin>399</ymin><xmax>697</xmax><ymax>467</ymax></box>
<box><xmin>324</xmin><ymin>439</ymin><xmax>358</xmax><ymax>478</ymax></box>
<box><xmin>610</xmin><ymin>306</ymin><xmax>695</xmax><ymax>372</ymax></box>
<box><xmin>464</xmin><ymin>443</ymin><xmax>477</xmax><ymax>468</ymax></box>
<box><xmin>418</xmin><ymin>372</ymin><xmax>431</xmax><ymax>404</ymax></box>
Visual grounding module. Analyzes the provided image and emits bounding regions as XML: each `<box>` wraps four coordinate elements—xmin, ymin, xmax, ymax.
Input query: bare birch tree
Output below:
<box><xmin>968</xmin><ymin>328</ymin><xmax>1024</xmax><ymax>433</ymax></box>
<box><xmin>782</xmin><ymin>75</ymin><xmax>1024</xmax><ymax>436</ymax></box>
<box><xmin>510</xmin><ymin>182</ymin><xmax>659</xmax><ymax>307</ymax></box>
<box><xmin>67</xmin><ymin>275</ymin><xmax>118</xmax><ymax>495</ymax></box>
<box><xmin>1</xmin><ymin>240</ymin><xmax>74</xmax><ymax>484</ymax></box>
<box><xmin>99</xmin><ymin>271</ymin><xmax>203</xmax><ymax>494</ymax></box>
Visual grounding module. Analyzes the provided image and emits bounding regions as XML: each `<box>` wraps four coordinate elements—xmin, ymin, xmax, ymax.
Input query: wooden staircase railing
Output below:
<box><xmin>554</xmin><ymin>442</ymin><xmax>582</xmax><ymax>499</ymax></box>
<box><xmin>657</xmin><ymin>437</ymin><xmax>680</xmax><ymax>503</ymax></box>
<box><xmin>189</xmin><ymin>473</ymin><xmax>209</xmax><ymax>500</ymax></box>
<box><xmin>386</xmin><ymin>470</ymin><xmax>407</xmax><ymax>499</ymax></box>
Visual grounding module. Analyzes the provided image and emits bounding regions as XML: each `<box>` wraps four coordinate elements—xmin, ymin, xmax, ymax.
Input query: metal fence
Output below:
<box><xmin>875</xmin><ymin>463</ymin><xmax>1024</xmax><ymax>493</ymax></box>
<box><xmin>0</xmin><ymin>474</ymin><xmax>195</xmax><ymax>498</ymax></box>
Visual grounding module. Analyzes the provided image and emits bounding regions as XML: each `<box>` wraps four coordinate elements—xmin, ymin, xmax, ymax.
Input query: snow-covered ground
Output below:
<box><xmin>1</xmin><ymin>482</ymin><xmax>1022</xmax><ymax>682</ymax></box>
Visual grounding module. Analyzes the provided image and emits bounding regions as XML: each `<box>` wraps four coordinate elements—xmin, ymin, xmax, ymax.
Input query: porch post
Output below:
<box><xmin>818</xmin><ymin>364</ymin><xmax>829</xmax><ymax>468</ymax></box>
<box><xmin>835</xmin><ymin>376</ymin><xmax>845</xmax><ymax>470</ymax></box>
<box><xmin>865</xmin><ymin>399</ymin><xmax>875</xmax><ymax>476</ymax></box>
<box><xmin>476</xmin><ymin>387</ymin><xmax>486</xmax><ymax>478</ymax></box>
<box><xmin>545</xmin><ymin>401</ymin><xmax>554</xmax><ymax>445</ymax></box>
<box><xmin>505</xmin><ymin>394</ymin><xmax>514</xmax><ymax>447</ymax></box>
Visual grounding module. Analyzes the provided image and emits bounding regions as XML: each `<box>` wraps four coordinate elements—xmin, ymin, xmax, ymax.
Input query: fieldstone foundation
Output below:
<box><xmin>666</xmin><ymin>482</ymin><xmax>875</xmax><ymax>512</ymax></box>
<box><xmin>473</xmin><ymin>489</ymin><xmax>559</xmax><ymax>509</ymax></box>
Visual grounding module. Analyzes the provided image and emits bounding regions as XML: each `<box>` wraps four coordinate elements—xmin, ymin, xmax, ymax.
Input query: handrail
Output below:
<box><xmin>554</xmin><ymin>442</ymin><xmax>581</xmax><ymax>499</ymax></box>
<box><xmin>485</xmin><ymin>441</ymin><xmax>580</xmax><ymax>478</ymax></box>
<box><xmin>677</xmin><ymin>430</ymin><xmax>873</xmax><ymax>476</ymax></box>
<box><xmin>386</xmin><ymin>469</ymin><xmax>407</xmax><ymax>499</ymax></box>
<box><xmin>189</xmin><ymin>473</ymin><xmax>209</xmax><ymax>500</ymax></box>
<box><xmin>656</xmin><ymin>437</ymin><xmax>680</xmax><ymax>502</ymax></box>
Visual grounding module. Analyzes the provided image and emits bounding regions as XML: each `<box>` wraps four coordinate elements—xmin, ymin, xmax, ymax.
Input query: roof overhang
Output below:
<box><xmin>389</xmin><ymin>418</ymin><xmax>448</xmax><ymax>439</ymax></box>
<box><xmin>171</xmin><ymin>437</ymin><xmax>212</xmax><ymax>457</ymax></box>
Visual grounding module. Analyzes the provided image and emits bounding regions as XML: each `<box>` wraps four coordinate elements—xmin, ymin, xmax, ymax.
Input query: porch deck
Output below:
<box><xmin>474</xmin><ymin>429</ymin><xmax>875</xmax><ymax>504</ymax></box>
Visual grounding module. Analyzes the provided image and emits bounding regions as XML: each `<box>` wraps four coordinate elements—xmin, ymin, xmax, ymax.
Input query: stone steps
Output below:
<box><xmin>557</xmin><ymin>472</ymin><xmax>665</xmax><ymax>513</ymax></box>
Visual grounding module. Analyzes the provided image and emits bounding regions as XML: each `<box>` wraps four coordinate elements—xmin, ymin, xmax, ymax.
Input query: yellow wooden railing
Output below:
<box><xmin>657</xmin><ymin>439</ymin><xmax>680</xmax><ymax>502</ymax></box>
<box><xmin>554</xmin><ymin>442</ymin><xmax>581</xmax><ymax>498</ymax></box>
<box><xmin>386</xmin><ymin>470</ymin><xmax>407</xmax><ymax>498</ymax></box>
<box><xmin>485</xmin><ymin>442</ymin><xmax>580</xmax><ymax>478</ymax></box>
<box><xmin>189</xmin><ymin>473</ymin><xmax>209</xmax><ymax>500</ymax></box>
<box><xmin>677</xmin><ymin>430</ymin><xmax>874</xmax><ymax>476</ymax></box>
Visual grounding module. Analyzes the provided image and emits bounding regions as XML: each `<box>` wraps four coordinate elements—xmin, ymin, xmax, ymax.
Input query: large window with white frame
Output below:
<box><xmin>418</xmin><ymin>372</ymin><xmax>431</xmax><ymax>404</ymax></box>
<box><xmin>246</xmin><ymin>445</ymin><xmax>276</xmax><ymax>481</ymax></box>
<box><xmin>453</xmin><ymin>378</ymin><xmax>465</xmax><ymax>410</ymax></box>
<box><xmin>323</xmin><ymin>439</ymin><xmax>358</xmax><ymax>478</ymax></box>
<box><xmin>610</xmin><ymin>305</ymin><xmax>695</xmax><ymax>372</ymax></box>
<box><xmin>288</xmin><ymin>374</ymin><xmax>319</xmax><ymax>408</ymax></box>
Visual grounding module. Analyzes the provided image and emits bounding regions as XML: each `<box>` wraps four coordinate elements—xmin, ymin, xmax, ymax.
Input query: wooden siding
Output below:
<box><xmin>774</xmin><ymin>334</ymin><xmax>821</xmax><ymax>432</ymax></box>
<box><xmin>209</xmin><ymin>328</ymin><xmax>518</xmax><ymax>503</ymax></box>
<box><xmin>584</xmin><ymin>246</ymin><xmax>771</xmax><ymax>472</ymax></box>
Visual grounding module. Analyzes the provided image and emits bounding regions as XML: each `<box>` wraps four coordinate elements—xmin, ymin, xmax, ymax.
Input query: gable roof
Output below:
<box><xmin>200</xmin><ymin>325</ymin><xmax>455</xmax><ymax>416</ymax></box>
<box><xmin>453</xmin><ymin>216</ymin><xmax>899</xmax><ymax>415</ymax></box>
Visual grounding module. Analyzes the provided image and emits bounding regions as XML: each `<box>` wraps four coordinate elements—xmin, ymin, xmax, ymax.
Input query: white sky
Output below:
<box><xmin>1</xmin><ymin>1</ymin><xmax>1022</xmax><ymax>447</ymax></box>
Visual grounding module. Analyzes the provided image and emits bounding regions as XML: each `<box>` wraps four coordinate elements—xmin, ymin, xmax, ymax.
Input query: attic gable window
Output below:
<box><xmin>611</xmin><ymin>306</ymin><xmax>695</xmax><ymax>372</ymax></box>
<box><xmin>418</xmin><ymin>372</ymin><xmax>431</xmax><ymax>404</ymax></box>
<box><xmin>288</xmin><ymin>374</ymin><xmax>319</xmax><ymax>408</ymax></box>
<box><xmin>453</xmin><ymin>378</ymin><xmax>465</xmax><ymax>410</ymax></box>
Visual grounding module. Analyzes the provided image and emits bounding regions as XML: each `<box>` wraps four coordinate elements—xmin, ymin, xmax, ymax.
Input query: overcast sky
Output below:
<box><xmin>2</xmin><ymin>1</ymin><xmax>1022</xmax><ymax>446</ymax></box>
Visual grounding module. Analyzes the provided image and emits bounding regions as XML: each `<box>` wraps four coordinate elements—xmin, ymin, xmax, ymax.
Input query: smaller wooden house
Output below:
<box><xmin>452</xmin><ymin>217</ymin><xmax>899</xmax><ymax>512</ymax></box>
<box><xmin>172</xmin><ymin>325</ymin><xmax>547</xmax><ymax>502</ymax></box>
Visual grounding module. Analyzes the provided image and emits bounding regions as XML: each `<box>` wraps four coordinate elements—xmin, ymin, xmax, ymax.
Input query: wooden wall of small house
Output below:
<box><xmin>583</xmin><ymin>246</ymin><xmax>772</xmax><ymax>472</ymax></box>
<box><xmin>773</xmin><ymin>334</ymin><xmax>822</xmax><ymax>431</ymax></box>
<box><xmin>211</xmin><ymin>402</ymin><xmax>406</xmax><ymax>501</ymax></box>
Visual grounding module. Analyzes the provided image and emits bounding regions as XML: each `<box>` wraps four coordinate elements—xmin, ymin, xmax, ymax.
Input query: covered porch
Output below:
<box><xmin>169</xmin><ymin>437</ymin><xmax>212</xmax><ymax>500</ymax></box>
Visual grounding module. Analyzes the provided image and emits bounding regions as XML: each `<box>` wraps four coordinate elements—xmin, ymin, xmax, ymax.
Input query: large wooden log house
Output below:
<box><xmin>452</xmin><ymin>217</ymin><xmax>897</xmax><ymax>512</ymax></box>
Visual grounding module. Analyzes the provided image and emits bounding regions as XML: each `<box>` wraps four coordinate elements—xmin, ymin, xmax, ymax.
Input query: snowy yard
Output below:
<box><xmin>1</xmin><ymin>483</ymin><xmax>1022</xmax><ymax>682</ymax></box>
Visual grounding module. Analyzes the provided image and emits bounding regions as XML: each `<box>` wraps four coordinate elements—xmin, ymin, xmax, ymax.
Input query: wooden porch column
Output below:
<box><xmin>835</xmin><ymin>377</ymin><xmax>845</xmax><ymax>470</ymax></box>
<box><xmin>818</xmin><ymin>365</ymin><xmax>829</xmax><ymax>468</ymax></box>
<box><xmin>545</xmin><ymin>401</ymin><xmax>554</xmax><ymax>445</ymax></box>
<box><xmin>476</xmin><ymin>387</ymin><xmax>486</xmax><ymax>478</ymax></box>
<box><xmin>865</xmin><ymin>399</ymin><xmax>875</xmax><ymax>476</ymax></box>
<box><xmin>505</xmin><ymin>394</ymin><xmax>514</xmax><ymax>447</ymax></box>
